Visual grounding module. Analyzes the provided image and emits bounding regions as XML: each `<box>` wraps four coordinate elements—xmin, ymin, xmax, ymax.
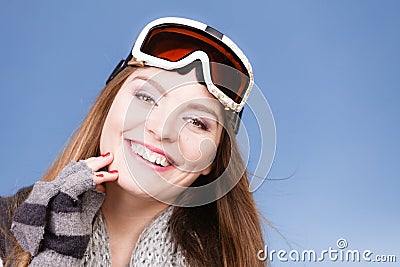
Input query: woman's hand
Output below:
<box><xmin>84</xmin><ymin>152</ymin><xmax>119</xmax><ymax>193</ymax></box>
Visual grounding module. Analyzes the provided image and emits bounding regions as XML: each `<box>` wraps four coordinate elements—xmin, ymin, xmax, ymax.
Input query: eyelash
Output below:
<box><xmin>135</xmin><ymin>91</ymin><xmax>156</xmax><ymax>105</ymax></box>
<box><xmin>183</xmin><ymin>117</ymin><xmax>208</xmax><ymax>131</ymax></box>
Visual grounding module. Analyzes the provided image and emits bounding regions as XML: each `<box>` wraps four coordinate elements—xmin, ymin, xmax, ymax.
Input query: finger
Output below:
<box><xmin>93</xmin><ymin>170</ymin><xmax>119</xmax><ymax>185</ymax></box>
<box><xmin>84</xmin><ymin>152</ymin><xmax>114</xmax><ymax>172</ymax></box>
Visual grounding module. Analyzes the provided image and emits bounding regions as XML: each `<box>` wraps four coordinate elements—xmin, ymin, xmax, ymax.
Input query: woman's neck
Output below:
<box><xmin>100</xmin><ymin>181</ymin><xmax>169</xmax><ymax>266</ymax></box>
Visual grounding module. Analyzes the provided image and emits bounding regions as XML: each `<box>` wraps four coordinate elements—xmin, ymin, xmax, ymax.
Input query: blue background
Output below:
<box><xmin>1</xmin><ymin>1</ymin><xmax>398</xmax><ymax>266</ymax></box>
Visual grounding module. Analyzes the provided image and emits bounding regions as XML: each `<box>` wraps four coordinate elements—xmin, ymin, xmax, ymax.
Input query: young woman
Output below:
<box><xmin>0</xmin><ymin>17</ymin><xmax>266</xmax><ymax>266</ymax></box>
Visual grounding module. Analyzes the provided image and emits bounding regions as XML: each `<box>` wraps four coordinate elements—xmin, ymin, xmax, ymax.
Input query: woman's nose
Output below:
<box><xmin>144</xmin><ymin>105</ymin><xmax>179</xmax><ymax>142</ymax></box>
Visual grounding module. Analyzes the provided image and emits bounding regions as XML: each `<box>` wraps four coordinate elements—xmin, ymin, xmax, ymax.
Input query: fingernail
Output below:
<box><xmin>101</xmin><ymin>152</ymin><xmax>111</xmax><ymax>157</ymax></box>
<box><xmin>109</xmin><ymin>170</ymin><xmax>118</xmax><ymax>174</ymax></box>
<box><xmin>96</xmin><ymin>174</ymin><xmax>104</xmax><ymax>177</ymax></box>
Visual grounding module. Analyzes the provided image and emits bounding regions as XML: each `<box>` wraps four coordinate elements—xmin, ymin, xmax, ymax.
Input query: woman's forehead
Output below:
<box><xmin>128</xmin><ymin>66</ymin><xmax>202</xmax><ymax>90</ymax></box>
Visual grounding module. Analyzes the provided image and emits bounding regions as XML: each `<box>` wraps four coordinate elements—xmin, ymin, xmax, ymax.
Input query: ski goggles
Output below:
<box><xmin>107</xmin><ymin>17</ymin><xmax>253</xmax><ymax>112</ymax></box>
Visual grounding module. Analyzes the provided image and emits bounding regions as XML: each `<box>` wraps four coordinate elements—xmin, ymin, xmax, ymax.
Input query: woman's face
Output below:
<box><xmin>100</xmin><ymin>67</ymin><xmax>224</xmax><ymax>202</ymax></box>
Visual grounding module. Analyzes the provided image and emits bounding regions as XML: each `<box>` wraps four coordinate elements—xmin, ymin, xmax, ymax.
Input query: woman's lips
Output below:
<box><xmin>124</xmin><ymin>139</ymin><xmax>175</xmax><ymax>172</ymax></box>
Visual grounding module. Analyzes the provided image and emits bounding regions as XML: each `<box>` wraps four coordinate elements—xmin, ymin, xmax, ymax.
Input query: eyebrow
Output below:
<box><xmin>133</xmin><ymin>75</ymin><xmax>165</xmax><ymax>95</ymax></box>
<box><xmin>185</xmin><ymin>103</ymin><xmax>220</xmax><ymax>123</ymax></box>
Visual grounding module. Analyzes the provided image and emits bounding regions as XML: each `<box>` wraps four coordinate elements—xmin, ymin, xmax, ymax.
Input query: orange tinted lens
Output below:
<box><xmin>210</xmin><ymin>63</ymin><xmax>249</xmax><ymax>104</ymax></box>
<box><xmin>141</xmin><ymin>25</ymin><xmax>249</xmax><ymax>104</ymax></box>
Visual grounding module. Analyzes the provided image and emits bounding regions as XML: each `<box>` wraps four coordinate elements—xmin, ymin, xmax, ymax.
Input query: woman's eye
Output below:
<box><xmin>184</xmin><ymin>117</ymin><xmax>208</xmax><ymax>131</ymax></box>
<box><xmin>135</xmin><ymin>91</ymin><xmax>156</xmax><ymax>105</ymax></box>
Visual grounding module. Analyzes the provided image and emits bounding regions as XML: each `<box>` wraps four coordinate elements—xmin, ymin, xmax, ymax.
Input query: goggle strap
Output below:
<box><xmin>205</xmin><ymin>26</ymin><xmax>223</xmax><ymax>40</ymax></box>
<box><xmin>106</xmin><ymin>59</ymin><xmax>127</xmax><ymax>84</ymax></box>
<box><xmin>106</xmin><ymin>56</ymin><xmax>146</xmax><ymax>84</ymax></box>
<box><xmin>230</xmin><ymin>108</ymin><xmax>243</xmax><ymax>134</ymax></box>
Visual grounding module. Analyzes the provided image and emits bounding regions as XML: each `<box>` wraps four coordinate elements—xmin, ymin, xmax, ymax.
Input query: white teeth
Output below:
<box><xmin>130</xmin><ymin>142</ymin><xmax>171</xmax><ymax>167</ymax></box>
<box><xmin>160</xmin><ymin>158</ymin><xmax>167</xmax><ymax>166</ymax></box>
<box><xmin>149</xmin><ymin>155</ymin><xmax>156</xmax><ymax>163</ymax></box>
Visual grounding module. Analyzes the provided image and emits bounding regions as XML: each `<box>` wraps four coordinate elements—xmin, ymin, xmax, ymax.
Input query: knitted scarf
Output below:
<box><xmin>82</xmin><ymin>207</ymin><xmax>187</xmax><ymax>266</ymax></box>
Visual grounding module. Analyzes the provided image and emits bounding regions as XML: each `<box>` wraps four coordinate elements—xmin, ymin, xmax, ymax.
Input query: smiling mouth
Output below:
<box><xmin>130</xmin><ymin>141</ymin><xmax>172</xmax><ymax>167</ymax></box>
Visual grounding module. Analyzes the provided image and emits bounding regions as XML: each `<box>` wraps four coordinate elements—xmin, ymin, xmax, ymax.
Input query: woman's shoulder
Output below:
<box><xmin>0</xmin><ymin>186</ymin><xmax>33</xmax><ymax>261</ymax></box>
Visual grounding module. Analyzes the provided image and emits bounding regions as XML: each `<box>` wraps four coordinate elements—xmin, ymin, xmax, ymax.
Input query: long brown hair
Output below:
<box><xmin>5</xmin><ymin>65</ymin><xmax>266</xmax><ymax>266</ymax></box>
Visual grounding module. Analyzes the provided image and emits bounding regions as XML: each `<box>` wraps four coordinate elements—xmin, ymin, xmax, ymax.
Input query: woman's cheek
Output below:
<box><xmin>179</xmin><ymin>133</ymin><xmax>217</xmax><ymax>173</ymax></box>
